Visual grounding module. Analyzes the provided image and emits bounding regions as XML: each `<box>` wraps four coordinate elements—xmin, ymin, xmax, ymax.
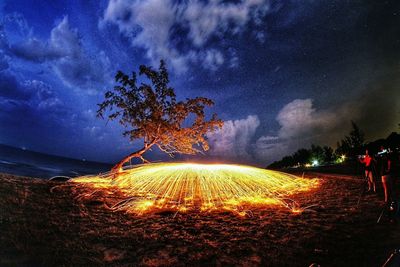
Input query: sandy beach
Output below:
<box><xmin>0</xmin><ymin>172</ymin><xmax>399</xmax><ymax>266</ymax></box>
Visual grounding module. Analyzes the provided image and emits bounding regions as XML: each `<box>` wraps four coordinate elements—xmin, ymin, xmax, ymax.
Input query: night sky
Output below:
<box><xmin>0</xmin><ymin>0</ymin><xmax>399</xmax><ymax>166</ymax></box>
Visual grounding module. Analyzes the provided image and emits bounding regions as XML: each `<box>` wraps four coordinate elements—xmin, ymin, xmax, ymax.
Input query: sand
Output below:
<box><xmin>0</xmin><ymin>172</ymin><xmax>399</xmax><ymax>266</ymax></box>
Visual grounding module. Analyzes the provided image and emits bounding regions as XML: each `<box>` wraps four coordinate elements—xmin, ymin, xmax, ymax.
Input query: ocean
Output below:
<box><xmin>0</xmin><ymin>144</ymin><xmax>113</xmax><ymax>179</ymax></box>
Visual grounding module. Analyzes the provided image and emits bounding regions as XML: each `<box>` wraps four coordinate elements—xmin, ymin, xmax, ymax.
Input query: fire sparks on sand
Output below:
<box><xmin>72</xmin><ymin>163</ymin><xmax>319</xmax><ymax>216</ymax></box>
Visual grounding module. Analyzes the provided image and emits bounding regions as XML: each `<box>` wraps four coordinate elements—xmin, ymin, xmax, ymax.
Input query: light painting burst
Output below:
<box><xmin>72</xmin><ymin>163</ymin><xmax>319</xmax><ymax>215</ymax></box>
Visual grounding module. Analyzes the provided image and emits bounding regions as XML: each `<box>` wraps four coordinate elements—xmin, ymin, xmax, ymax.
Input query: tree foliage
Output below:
<box><xmin>268</xmin><ymin>121</ymin><xmax>366</xmax><ymax>169</ymax></box>
<box><xmin>268</xmin><ymin>145</ymin><xmax>335</xmax><ymax>169</ymax></box>
<box><xmin>335</xmin><ymin>121</ymin><xmax>365</xmax><ymax>157</ymax></box>
<box><xmin>97</xmin><ymin>60</ymin><xmax>223</xmax><ymax>172</ymax></box>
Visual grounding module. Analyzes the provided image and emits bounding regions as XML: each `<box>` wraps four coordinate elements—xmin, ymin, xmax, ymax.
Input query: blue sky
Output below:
<box><xmin>0</xmin><ymin>0</ymin><xmax>399</xmax><ymax>165</ymax></box>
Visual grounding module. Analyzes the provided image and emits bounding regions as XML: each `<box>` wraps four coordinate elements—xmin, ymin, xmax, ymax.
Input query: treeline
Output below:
<box><xmin>268</xmin><ymin>121</ymin><xmax>400</xmax><ymax>169</ymax></box>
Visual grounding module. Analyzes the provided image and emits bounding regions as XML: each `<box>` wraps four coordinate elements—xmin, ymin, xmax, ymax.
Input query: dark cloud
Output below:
<box><xmin>0</xmin><ymin>52</ymin><xmax>9</xmax><ymax>71</ymax></box>
<box><xmin>11</xmin><ymin>38</ymin><xmax>65</xmax><ymax>62</ymax></box>
<box><xmin>23</xmin><ymin>80</ymin><xmax>64</xmax><ymax>112</ymax></box>
<box><xmin>208</xmin><ymin>69</ymin><xmax>399</xmax><ymax>165</ymax></box>
<box><xmin>0</xmin><ymin>97</ymin><xmax>29</xmax><ymax>113</ymax></box>
<box><xmin>2</xmin><ymin>12</ymin><xmax>31</xmax><ymax>37</ymax></box>
<box><xmin>255</xmin><ymin>71</ymin><xmax>400</xmax><ymax>164</ymax></box>
<box><xmin>0</xmin><ymin>66</ymin><xmax>70</xmax><ymax>156</ymax></box>
<box><xmin>0</xmin><ymin>71</ymin><xmax>33</xmax><ymax>100</ymax></box>
<box><xmin>0</xmin><ymin>23</ymin><xmax>9</xmax><ymax>48</ymax></box>
<box><xmin>9</xmin><ymin>16</ymin><xmax>111</xmax><ymax>91</ymax></box>
<box><xmin>0</xmin><ymin>0</ymin><xmax>398</xmax><ymax>164</ymax></box>
<box><xmin>53</xmin><ymin>51</ymin><xmax>111</xmax><ymax>90</ymax></box>
<box><xmin>0</xmin><ymin>70</ymin><xmax>64</xmax><ymax>115</ymax></box>
<box><xmin>353</xmin><ymin>72</ymin><xmax>400</xmax><ymax>140</ymax></box>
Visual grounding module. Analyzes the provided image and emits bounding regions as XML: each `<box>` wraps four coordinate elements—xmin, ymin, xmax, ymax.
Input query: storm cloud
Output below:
<box><xmin>10</xmin><ymin>16</ymin><xmax>111</xmax><ymax>91</ymax></box>
<box><xmin>255</xmin><ymin>74</ymin><xmax>400</xmax><ymax>164</ymax></box>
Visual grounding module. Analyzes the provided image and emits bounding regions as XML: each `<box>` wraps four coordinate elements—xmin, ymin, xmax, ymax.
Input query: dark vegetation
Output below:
<box><xmin>268</xmin><ymin>121</ymin><xmax>400</xmax><ymax>170</ymax></box>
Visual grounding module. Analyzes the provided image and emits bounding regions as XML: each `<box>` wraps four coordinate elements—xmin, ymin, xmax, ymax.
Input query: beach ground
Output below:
<box><xmin>0</xmin><ymin>172</ymin><xmax>399</xmax><ymax>266</ymax></box>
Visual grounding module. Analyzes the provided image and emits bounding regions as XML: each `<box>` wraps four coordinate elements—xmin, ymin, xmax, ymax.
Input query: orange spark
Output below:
<box><xmin>72</xmin><ymin>163</ymin><xmax>319</xmax><ymax>215</ymax></box>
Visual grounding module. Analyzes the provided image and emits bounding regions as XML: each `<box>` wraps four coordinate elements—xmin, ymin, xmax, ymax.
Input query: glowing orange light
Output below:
<box><xmin>72</xmin><ymin>163</ymin><xmax>319</xmax><ymax>215</ymax></box>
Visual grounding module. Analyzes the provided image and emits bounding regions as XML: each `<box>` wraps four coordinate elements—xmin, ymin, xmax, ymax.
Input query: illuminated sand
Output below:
<box><xmin>72</xmin><ymin>163</ymin><xmax>319</xmax><ymax>215</ymax></box>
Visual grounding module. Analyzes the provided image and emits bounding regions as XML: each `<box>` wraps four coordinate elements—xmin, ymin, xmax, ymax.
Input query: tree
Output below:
<box><xmin>348</xmin><ymin>121</ymin><xmax>365</xmax><ymax>151</ymax></box>
<box><xmin>322</xmin><ymin>146</ymin><xmax>334</xmax><ymax>163</ymax></box>
<box><xmin>292</xmin><ymin>148</ymin><xmax>311</xmax><ymax>165</ymax></box>
<box><xmin>97</xmin><ymin>60</ymin><xmax>223</xmax><ymax>173</ymax></box>
<box><xmin>310</xmin><ymin>144</ymin><xmax>324</xmax><ymax>163</ymax></box>
<box><xmin>335</xmin><ymin>121</ymin><xmax>365</xmax><ymax>157</ymax></box>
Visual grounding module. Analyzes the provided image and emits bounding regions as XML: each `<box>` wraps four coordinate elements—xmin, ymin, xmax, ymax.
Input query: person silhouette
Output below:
<box><xmin>377</xmin><ymin>146</ymin><xmax>395</xmax><ymax>204</ymax></box>
<box><xmin>359</xmin><ymin>149</ymin><xmax>376</xmax><ymax>193</ymax></box>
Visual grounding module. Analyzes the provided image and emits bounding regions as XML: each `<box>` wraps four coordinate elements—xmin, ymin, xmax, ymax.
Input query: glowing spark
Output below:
<box><xmin>72</xmin><ymin>163</ymin><xmax>319</xmax><ymax>215</ymax></box>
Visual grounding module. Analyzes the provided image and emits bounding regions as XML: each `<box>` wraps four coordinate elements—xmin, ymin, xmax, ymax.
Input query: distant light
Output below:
<box><xmin>312</xmin><ymin>160</ymin><xmax>319</xmax><ymax>167</ymax></box>
<box><xmin>336</xmin><ymin>154</ymin><xmax>346</xmax><ymax>163</ymax></box>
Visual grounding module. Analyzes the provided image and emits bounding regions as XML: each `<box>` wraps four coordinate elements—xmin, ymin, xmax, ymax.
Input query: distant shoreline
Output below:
<box><xmin>0</xmin><ymin>144</ymin><xmax>112</xmax><ymax>178</ymax></box>
<box><xmin>0</xmin><ymin>143</ymin><xmax>113</xmax><ymax>165</ymax></box>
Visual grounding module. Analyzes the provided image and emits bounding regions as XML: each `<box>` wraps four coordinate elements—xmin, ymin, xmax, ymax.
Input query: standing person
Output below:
<box><xmin>389</xmin><ymin>148</ymin><xmax>399</xmax><ymax>200</ymax></box>
<box><xmin>359</xmin><ymin>149</ymin><xmax>376</xmax><ymax>193</ymax></box>
<box><xmin>377</xmin><ymin>146</ymin><xmax>395</xmax><ymax>204</ymax></box>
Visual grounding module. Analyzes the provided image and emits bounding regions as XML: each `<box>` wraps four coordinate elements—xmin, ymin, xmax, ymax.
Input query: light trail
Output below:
<box><xmin>72</xmin><ymin>163</ymin><xmax>319</xmax><ymax>215</ymax></box>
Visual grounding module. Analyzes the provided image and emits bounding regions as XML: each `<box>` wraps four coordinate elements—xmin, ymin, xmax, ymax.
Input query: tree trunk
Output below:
<box><xmin>111</xmin><ymin>147</ymin><xmax>149</xmax><ymax>174</ymax></box>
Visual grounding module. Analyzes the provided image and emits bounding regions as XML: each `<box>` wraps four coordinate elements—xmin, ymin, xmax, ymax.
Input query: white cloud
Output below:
<box><xmin>255</xmin><ymin>31</ymin><xmax>266</xmax><ymax>42</ymax></box>
<box><xmin>183</xmin><ymin>0</ymin><xmax>268</xmax><ymax>47</ymax></box>
<box><xmin>204</xmin><ymin>100</ymin><xmax>342</xmax><ymax>164</ymax></box>
<box><xmin>202</xmin><ymin>49</ymin><xmax>224</xmax><ymax>71</ymax></box>
<box><xmin>276</xmin><ymin>98</ymin><xmax>338</xmax><ymax>139</ymax></box>
<box><xmin>101</xmin><ymin>0</ymin><xmax>269</xmax><ymax>73</ymax></box>
<box><xmin>255</xmin><ymin>81</ymin><xmax>400</xmax><ymax>165</ymax></box>
<box><xmin>49</xmin><ymin>17</ymin><xmax>81</xmax><ymax>56</ymax></box>
<box><xmin>255</xmin><ymin>98</ymin><xmax>357</xmax><ymax>163</ymax></box>
<box><xmin>207</xmin><ymin>115</ymin><xmax>260</xmax><ymax>160</ymax></box>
